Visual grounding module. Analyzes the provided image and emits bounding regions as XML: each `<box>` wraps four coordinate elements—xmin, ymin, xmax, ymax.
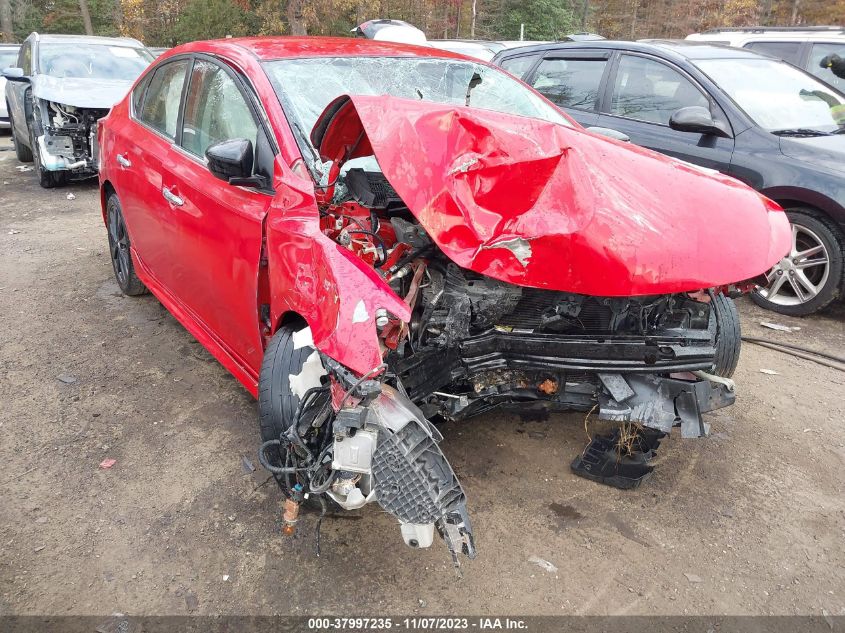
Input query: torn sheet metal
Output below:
<box><xmin>597</xmin><ymin>373</ymin><xmax>734</xmax><ymax>437</ymax></box>
<box><xmin>312</xmin><ymin>94</ymin><xmax>791</xmax><ymax>296</ymax></box>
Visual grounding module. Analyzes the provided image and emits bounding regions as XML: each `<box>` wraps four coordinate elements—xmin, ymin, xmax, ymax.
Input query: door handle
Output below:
<box><xmin>116</xmin><ymin>154</ymin><xmax>131</xmax><ymax>168</ymax></box>
<box><xmin>161</xmin><ymin>186</ymin><xmax>184</xmax><ymax>207</ymax></box>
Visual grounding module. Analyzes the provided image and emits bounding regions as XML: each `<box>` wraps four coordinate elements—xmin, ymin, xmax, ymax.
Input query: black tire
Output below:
<box><xmin>8</xmin><ymin>108</ymin><xmax>33</xmax><ymax>163</ymax></box>
<box><xmin>258</xmin><ymin>325</ymin><xmax>317</xmax><ymax>448</ymax></box>
<box><xmin>751</xmin><ymin>209</ymin><xmax>844</xmax><ymax>317</ymax></box>
<box><xmin>29</xmin><ymin>124</ymin><xmax>66</xmax><ymax>188</ymax></box>
<box><xmin>711</xmin><ymin>292</ymin><xmax>741</xmax><ymax>378</ymax></box>
<box><xmin>106</xmin><ymin>192</ymin><xmax>147</xmax><ymax>296</ymax></box>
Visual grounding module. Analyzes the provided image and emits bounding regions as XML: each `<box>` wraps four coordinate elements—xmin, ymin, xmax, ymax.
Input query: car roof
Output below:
<box><xmin>494</xmin><ymin>39</ymin><xmax>769</xmax><ymax>61</ymax></box>
<box><xmin>29</xmin><ymin>33</ymin><xmax>145</xmax><ymax>48</ymax></box>
<box><xmin>686</xmin><ymin>30</ymin><xmax>845</xmax><ymax>45</ymax></box>
<box><xmin>187</xmin><ymin>36</ymin><xmax>471</xmax><ymax>61</ymax></box>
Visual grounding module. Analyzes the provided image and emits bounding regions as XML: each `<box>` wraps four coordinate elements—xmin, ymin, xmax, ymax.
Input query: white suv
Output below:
<box><xmin>686</xmin><ymin>27</ymin><xmax>845</xmax><ymax>92</ymax></box>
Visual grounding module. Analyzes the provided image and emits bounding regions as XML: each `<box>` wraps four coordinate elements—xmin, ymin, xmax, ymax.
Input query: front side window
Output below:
<box><xmin>531</xmin><ymin>57</ymin><xmax>608</xmax><ymax>111</ymax></box>
<box><xmin>38</xmin><ymin>43</ymin><xmax>153</xmax><ymax>80</ymax></box>
<box><xmin>611</xmin><ymin>55</ymin><xmax>709</xmax><ymax>125</ymax></box>
<box><xmin>180</xmin><ymin>59</ymin><xmax>258</xmax><ymax>159</ymax></box>
<box><xmin>808</xmin><ymin>42</ymin><xmax>845</xmax><ymax>93</ymax></box>
<box><xmin>696</xmin><ymin>57</ymin><xmax>844</xmax><ymax>133</ymax></box>
<box><xmin>744</xmin><ymin>41</ymin><xmax>803</xmax><ymax>64</ymax></box>
<box><xmin>499</xmin><ymin>54</ymin><xmax>538</xmax><ymax>78</ymax></box>
<box><xmin>138</xmin><ymin>60</ymin><xmax>189</xmax><ymax>140</ymax></box>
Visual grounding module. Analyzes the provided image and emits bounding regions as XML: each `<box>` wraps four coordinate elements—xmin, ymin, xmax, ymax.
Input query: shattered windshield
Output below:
<box><xmin>263</xmin><ymin>56</ymin><xmax>570</xmax><ymax>170</ymax></box>
<box><xmin>38</xmin><ymin>43</ymin><xmax>153</xmax><ymax>81</ymax></box>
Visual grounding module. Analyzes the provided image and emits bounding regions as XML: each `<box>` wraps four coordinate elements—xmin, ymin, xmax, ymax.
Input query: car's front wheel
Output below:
<box><xmin>106</xmin><ymin>192</ymin><xmax>147</xmax><ymax>296</ymax></box>
<box><xmin>29</xmin><ymin>124</ymin><xmax>66</xmax><ymax>189</ymax></box>
<box><xmin>712</xmin><ymin>292</ymin><xmax>741</xmax><ymax>378</ymax></box>
<box><xmin>8</xmin><ymin>108</ymin><xmax>33</xmax><ymax>163</ymax></box>
<box><xmin>751</xmin><ymin>209</ymin><xmax>844</xmax><ymax>316</ymax></box>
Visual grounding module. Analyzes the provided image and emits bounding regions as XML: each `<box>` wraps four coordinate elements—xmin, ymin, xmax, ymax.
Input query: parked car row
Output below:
<box><xmin>0</xmin><ymin>29</ymin><xmax>836</xmax><ymax>565</ymax></box>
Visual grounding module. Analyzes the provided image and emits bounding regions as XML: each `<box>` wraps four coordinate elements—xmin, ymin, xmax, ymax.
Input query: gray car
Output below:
<box><xmin>3</xmin><ymin>33</ymin><xmax>153</xmax><ymax>187</ymax></box>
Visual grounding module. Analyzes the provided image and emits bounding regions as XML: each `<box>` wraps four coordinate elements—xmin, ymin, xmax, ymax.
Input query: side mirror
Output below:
<box><xmin>586</xmin><ymin>126</ymin><xmax>631</xmax><ymax>142</ymax></box>
<box><xmin>205</xmin><ymin>138</ymin><xmax>263</xmax><ymax>188</ymax></box>
<box><xmin>669</xmin><ymin>106</ymin><xmax>730</xmax><ymax>138</ymax></box>
<box><xmin>2</xmin><ymin>67</ymin><xmax>29</xmax><ymax>83</ymax></box>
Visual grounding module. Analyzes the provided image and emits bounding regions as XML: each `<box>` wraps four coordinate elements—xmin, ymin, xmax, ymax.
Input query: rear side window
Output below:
<box><xmin>180</xmin><ymin>59</ymin><xmax>258</xmax><ymax>159</ymax></box>
<box><xmin>744</xmin><ymin>41</ymin><xmax>803</xmax><ymax>64</ymax></box>
<box><xmin>131</xmin><ymin>74</ymin><xmax>151</xmax><ymax>116</ymax></box>
<box><xmin>499</xmin><ymin>54</ymin><xmax>538</xmax><ymax>79</ymax></box>
<box><xmin>531</xmin><ymin>57</ymin><xmax>608</xmax><ymax>111</ymax></box>
<box><xmin>138</xmin><ymin>59</ymin><xmax>189</xmax><ymax>140</ymax></box>
<box><xmin>610</xmin><ymin>55</ymin><xmax>709</xmax><ymax>125</ymax></box>
<box><xmin>808</xmin><ymin>42</ymin><xmax>845</xmax><ymax>93</ymax></box>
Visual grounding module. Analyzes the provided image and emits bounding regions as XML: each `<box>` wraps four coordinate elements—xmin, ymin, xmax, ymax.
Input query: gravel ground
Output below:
<box><xmin>1</xmin><ymin>133</ymin><xmax>844</xmax><ymax>617</ymax></box>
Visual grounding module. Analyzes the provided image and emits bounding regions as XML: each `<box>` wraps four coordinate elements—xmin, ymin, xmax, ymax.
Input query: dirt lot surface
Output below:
<box><xmin>1</xmin><ymin>133</ymin><xmax>844</xmax><ymax>617</ymax></box>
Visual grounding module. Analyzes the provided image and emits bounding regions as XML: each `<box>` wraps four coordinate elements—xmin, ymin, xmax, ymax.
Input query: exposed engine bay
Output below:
<box><xmin>260</xmin><ymin>161</ymin><xmax>740</xmax><ymax>566</ymax></box>
<box><xmin>34</xmin><ymin>100</ymin><xmax>104</xmax><ymax>176</ymax></box>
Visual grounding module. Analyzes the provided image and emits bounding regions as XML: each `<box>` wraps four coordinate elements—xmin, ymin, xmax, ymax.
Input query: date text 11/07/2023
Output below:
<box><xmin>306</xmin><ymin>617</ymin><xmax>529</xmax><ymax>630</ymax></box>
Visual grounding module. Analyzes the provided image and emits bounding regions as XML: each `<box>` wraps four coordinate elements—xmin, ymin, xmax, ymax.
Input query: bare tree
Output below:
<box><xmin>286</xmin><ymin>0</ymin><xmax>307</xmax><ymax>34</ymax></box>
<box><xmin>79</xmin><ymin>0</ymin><xmax>95</xmax><ymax>34</ymax></box>
<box><xmin>0</xmin><ymin>0</ymin><xmax>13</xmax><ymax>42</ymax></box>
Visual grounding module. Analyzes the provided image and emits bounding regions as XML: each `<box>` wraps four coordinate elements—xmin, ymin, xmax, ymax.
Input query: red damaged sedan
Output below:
<box><xmin>98</xmin><ymin>37</ymin><xmax>790</xmax><ymax>564</ymax></box>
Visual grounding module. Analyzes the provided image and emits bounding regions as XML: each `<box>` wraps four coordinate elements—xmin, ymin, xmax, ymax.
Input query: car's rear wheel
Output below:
<box><xmin>8</xmin><ymin>109</ymin><xmax>33</xmax><ymax>163</ymax></box>
<box><xmin>106</xmin><ymin>192</ymin><xmax>147</xmax><ymax>296</ymax></box>
<box><xmin>29</xmin><ymin>124</ymin><xmax>66</xmax><ymax>189</ymax></box>
<box><xmin>751</xmin><ymin>209</ymin><xmax>844</xmax><ymax>316</ymax></box>
<box><xmin>711</xmin><ymin>292</ymin><xmax>741</xmax><ymax>378</ymax></box>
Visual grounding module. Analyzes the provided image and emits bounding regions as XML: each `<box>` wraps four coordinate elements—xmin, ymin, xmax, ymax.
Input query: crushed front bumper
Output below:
<box><xmin>597</xmin><ymin>372</ymin><xmax>734</xmax><ymax>437</ymax></box>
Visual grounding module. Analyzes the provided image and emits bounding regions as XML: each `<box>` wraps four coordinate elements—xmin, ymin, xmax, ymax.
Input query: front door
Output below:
<box><xmin>159</xmin><ymin>57</ymin><xmax>274</xmax><ymax>371</ymax></box>
<box><xmin>596</xmin><ymin>53</ymin><xmax>735</xmax><ymax>172</ymax></box>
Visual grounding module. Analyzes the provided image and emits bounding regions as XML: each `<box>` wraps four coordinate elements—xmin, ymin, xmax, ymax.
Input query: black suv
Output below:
<box><xmin>492</xmin><ymin>40</ymin><xmax>845</xmax><ymax>316</ymax></box>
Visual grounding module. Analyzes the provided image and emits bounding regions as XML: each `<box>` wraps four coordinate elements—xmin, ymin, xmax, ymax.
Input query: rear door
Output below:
<box><xmin>109</xmin><ymin>58</ymin><xmax>190</xmax><ymax>282</ymax></box>
<box><xmin>158</xmin><ymin>56</ymin><xmax>275</xmax><ymax>370</ymax></box>
<box><xmin>524</xmin><ymin>50</ymin><xmax>611</xmax><ymax>127</ymax></box>
<box><xmin>595</xmin><ymin>53</ymin><xmax>734</xmax><ymax>171</ymax></box>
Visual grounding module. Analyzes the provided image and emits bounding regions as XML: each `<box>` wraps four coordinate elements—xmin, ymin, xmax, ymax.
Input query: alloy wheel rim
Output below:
<box><xmin>756</xmin><ymin>222</ymin><xmax>830</xmax><ymax>306</ymax></box>
<box><xmin>108</xmin><ymin>206</ymin><xmax>130</xmax><ymax>285</ymax></box>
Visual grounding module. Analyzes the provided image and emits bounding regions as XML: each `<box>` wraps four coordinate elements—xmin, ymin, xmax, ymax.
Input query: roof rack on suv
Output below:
<box><xmin>701</xmin><ymin>26</ymin><xmax>844</xmax><ymax>34</ymax></box>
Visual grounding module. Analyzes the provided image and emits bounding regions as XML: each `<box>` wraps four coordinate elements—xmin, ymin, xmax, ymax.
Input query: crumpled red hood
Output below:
<box><xmin>312</xmin><ymin>94</ymin><xmax>791</xmax><ymax>296</ymax></box>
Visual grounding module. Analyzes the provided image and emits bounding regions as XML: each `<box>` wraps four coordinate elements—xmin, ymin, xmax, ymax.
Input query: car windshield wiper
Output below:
<box><xmin>770</xmin><ymin>128</ymin><xmax>832</xmax><ymax>137</ymax></box>
<box><xmin>832</xmin><ymin>127</ymin><xmax>845</xmax><ymax>135</ymax></box>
